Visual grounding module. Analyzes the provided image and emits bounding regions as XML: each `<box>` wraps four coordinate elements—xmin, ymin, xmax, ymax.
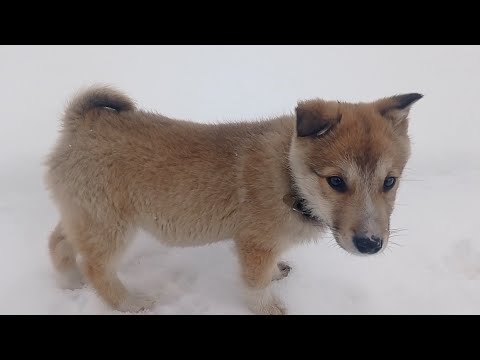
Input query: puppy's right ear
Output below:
<box><xmin>296</xmin><ymin>101</ymin><xmax>341</xmax><ymax>138</ymax></box>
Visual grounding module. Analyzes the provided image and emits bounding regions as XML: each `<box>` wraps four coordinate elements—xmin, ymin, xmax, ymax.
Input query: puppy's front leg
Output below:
<box><xmin>236</xmin><ymin>241</ymin><xmax>287</xmax><ymax>315</ymax></box>
<box><xmin>272</xmin><ymin>261</ymin><xmax>292</xmax><ymax>281</ymax></box>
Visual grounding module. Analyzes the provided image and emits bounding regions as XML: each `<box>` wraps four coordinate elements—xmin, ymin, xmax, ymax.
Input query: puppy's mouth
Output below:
<box><xmin>329</xmin><ymin>232</ymin><xmax>355</xmax><ymax>254</ymax></box>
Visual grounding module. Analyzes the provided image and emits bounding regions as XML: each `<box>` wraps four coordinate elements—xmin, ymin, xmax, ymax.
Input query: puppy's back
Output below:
<box><xmin>44</xmin><ymin>86</ymin><xmax>280</xmax><ymax>242</ymax></box>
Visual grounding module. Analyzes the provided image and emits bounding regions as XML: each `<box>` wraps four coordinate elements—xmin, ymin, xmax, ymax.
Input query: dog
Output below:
<box><xmin>45</xmin><ymin>85</ymin><xmax>422</xmax><ymax>314</ymax></box>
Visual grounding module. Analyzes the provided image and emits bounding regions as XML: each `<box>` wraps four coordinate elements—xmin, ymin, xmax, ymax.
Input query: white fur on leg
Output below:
<box><xmin>245</xmin><ymin>286</ymin><xmax>287</xmax><ymax>315</ymax></box>
<box><xmin>55</xmin><ymin>267</ymin><xmax>85</xmax><ymax>290</ymax></box>
<box><xmin>118</xmin><ymin>293</ymin><xmax>156</xmax><ymax>313</ymax></box>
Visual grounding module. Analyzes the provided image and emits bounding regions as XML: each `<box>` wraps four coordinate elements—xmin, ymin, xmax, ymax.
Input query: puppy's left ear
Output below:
<box><xmin>375</xmin><ymin>93</ymin><xmax>423</xmax><ymax>131</ymax></box>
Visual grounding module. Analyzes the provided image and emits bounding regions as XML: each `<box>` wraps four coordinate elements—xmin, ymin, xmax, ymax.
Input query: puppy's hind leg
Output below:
<box><xmin>68</xmin><ymin>216</ymin><xmax>154</xmax><ymax>313</ymax></box>
<box><xmin>49</xmin><ymin>222</ymin><xmax>84</xmax><ymax>289</ymax></box>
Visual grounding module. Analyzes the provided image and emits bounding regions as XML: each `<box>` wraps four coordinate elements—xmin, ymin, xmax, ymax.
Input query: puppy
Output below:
<box><xmin>45</xmin><ymin>86</ymin><xmax>422</xmax><ymax>314</ymax></box>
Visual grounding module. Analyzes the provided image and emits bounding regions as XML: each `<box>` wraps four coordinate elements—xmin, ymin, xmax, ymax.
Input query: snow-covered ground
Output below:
<box><xmin>1</xmin><ymin>45</ymin><xmax>479</xmax><ymax>314</ymax></box>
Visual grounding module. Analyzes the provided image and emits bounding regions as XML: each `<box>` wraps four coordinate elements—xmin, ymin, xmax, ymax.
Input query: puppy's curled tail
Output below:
<box><xmin>63</xmin><ymin>85</ymin><xmax>136</xmax><ymax>127</ymax></box>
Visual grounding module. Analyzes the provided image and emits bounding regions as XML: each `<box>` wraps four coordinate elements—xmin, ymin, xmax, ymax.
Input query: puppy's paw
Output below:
<box><xmin>249</xmin><ymin>297</ymin><xmax>287</xmax><ymax>315</ymax></box>
<box><xmin>56</xmin><ymin>268</ymin><xmax>85</xmax><ymax>290</ymax></box>
<box><xmin>272</xmin><ymin>261</ymin><xmax>292</xmax><ymax>281</ymax></box>
<box><xmin>246</xmin><ymin>288</ymin><xmax>287</xmax><ymax>315</ymax></box>
<box><xmin>118</xmin><ymin>294</ymin><xmax>156</xmax><ymax>313</ymax></box>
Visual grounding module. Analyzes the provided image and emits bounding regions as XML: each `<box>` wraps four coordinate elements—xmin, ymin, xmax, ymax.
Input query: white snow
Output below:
<box><xmin>1</xmin><ymin>45</ymin><xmax>479</xmax><ymax>314</ymax></box>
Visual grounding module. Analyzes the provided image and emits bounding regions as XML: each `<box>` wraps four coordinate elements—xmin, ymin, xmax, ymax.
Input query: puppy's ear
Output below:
<box><xmin>296</xmin><ymin>101</ymin><xmax>341</xmax><ymax>138</ymax></box>
<box><xmin>375</xmin><ymin>93</ymin><xmax>423</xmax><ymax>131</ymax></box>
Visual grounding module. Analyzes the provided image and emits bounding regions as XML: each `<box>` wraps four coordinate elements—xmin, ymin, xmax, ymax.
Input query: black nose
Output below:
<box><xmin>353</xmin><ymin>236</ymin><xmax>383</xmax><ymax>254</ymax></box>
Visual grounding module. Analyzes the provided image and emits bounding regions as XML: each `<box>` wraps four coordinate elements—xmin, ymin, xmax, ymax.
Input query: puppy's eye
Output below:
<box><xmin>383</xmin><ymin>177</ymin><xmax>396</xmax><ymax>191</ymax></box>
<box><xmin>327</xmin><ymin>176</ymin><xmax>347</xmax><ymax>192</ymax></box>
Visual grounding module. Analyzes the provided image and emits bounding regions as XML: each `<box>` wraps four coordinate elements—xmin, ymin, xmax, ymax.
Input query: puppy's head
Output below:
<box><xmin>289</xmin><ymin>93</ymin><xmax>422</xmax><ymax>255</ymax></box>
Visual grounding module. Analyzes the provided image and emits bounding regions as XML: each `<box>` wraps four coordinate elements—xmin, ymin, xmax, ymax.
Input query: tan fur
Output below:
<box><xmin>45</xmin><ymin>86</ymin><xmax>421</xmax><ymax>314</ymax></box>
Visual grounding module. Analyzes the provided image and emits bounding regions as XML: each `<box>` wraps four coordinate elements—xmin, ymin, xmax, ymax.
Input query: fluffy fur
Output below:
<box><xmin>45</xmin><ymin>85</ymin><xmax>422</xmax><ymax>314</ymax></box>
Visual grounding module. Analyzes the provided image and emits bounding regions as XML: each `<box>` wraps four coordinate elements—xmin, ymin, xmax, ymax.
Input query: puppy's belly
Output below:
<box><xmin>140</xmin><ymin>218</ymin><xmax>233</xmax><ymax>247</ymax></box>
